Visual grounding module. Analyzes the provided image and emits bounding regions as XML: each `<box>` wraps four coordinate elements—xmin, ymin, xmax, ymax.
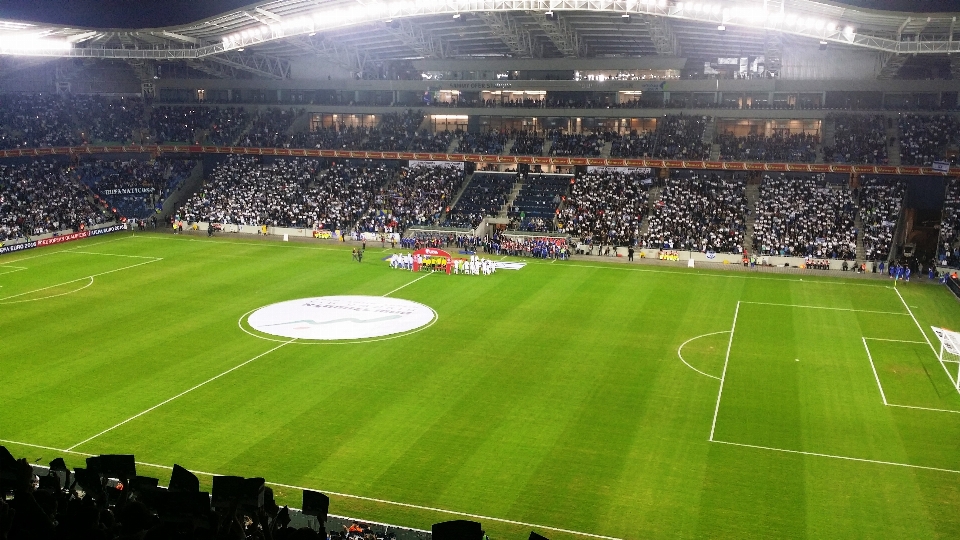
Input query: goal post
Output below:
<box><xmin>931</xmin><ymin>327</ymin><xmax>960</xmax><ymax>392</ymax></box>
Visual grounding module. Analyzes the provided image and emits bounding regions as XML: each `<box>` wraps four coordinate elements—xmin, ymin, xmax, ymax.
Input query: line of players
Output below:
<box><xmin>388</xmin><ymin>253</ymin><xmax>497</xmax><ymax>275</ymax></box>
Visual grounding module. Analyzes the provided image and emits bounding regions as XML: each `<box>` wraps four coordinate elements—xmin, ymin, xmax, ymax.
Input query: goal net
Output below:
<box><xmin>932</xmin><ymin>327</ymin><xmax>960</xmax><ymax>392</ymax></box>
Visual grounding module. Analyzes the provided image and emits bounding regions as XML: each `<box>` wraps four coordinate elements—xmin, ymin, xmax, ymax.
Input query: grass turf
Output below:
<box><xmin>2</xmin><ymin>231</ymin><xmax>960</xmax><ymax>539</ymax></box>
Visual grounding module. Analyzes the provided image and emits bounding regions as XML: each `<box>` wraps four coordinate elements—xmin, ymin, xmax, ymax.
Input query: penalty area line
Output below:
<box><xmin>711</xmin><ymin>439</ymin><xmax>960</xmax><ymax>475</ymax></box>
<box><xmin>0</xmin><ymin>438</ymin><xmax>622</xmax><ymax>540</ymax></box>
<box><xmin>65</xmin><ymin>338</ymin><xmax>296</xmax><ymax>451</ymax></box>
<box><xmin>0</xmin><ymin>258</ymin><xmax>162</xmax><ymax>303</ymax></box>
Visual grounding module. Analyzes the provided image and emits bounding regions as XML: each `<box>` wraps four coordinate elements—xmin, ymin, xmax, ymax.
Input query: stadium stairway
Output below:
<box><xmin>503</xmin><ymin>137</ymin><xmax>515</xmax><ymax>155</ymax></box>
<box><xmin>855</xmin><ymin>212</ymin><xmax>867</xmax><ymax>262</ymax></box>
<box><xmin>542</xmin><ymin>139</ymin><xmax>553</xmax><ymax>156</ymax></box>
<box><xmin>447</xmin><ymin>136</ymin><xmax>461</xmax><ymax>153</ymax></box>
<box><xmin>702</xmin><ymin>116</ymin><xmax>716</xmax><ymax>146</ymax></box>
<box><xmin>600</xmin><ymin>140</ymin><xmax>613</xmax><ymax>158</ymax></box>
<box><xmin>743</xmin><ymin>182</ymin><xmax>761</xmax><ymax>251</ymax></box>
<box><xmin>886</xmin><ymin>119</ymin><xmax>902</xmax><ymax>166</ymax></box>
<box><xmin>709</xmin><ymin>142</ymin><xmax>721</xmax><ymax>161</ymax></box>
<box><xmin>640</xmin><ymin>186</ymin><xmax>662</xmax><ymax>236</ymax></box>
<box><xmin>286</xmin><ymin>110</ymin><xmax>312</xmax><ymax>136</ymax></box>
<box><xmin>501</xmin><ymin>180</ymin><xmax>524</xmax><ymax>218</ymax></box>
<box><xmin>443</xmin><ymin>171</ymin><xmax>474</xmax><ymax>221</ymax></box>
<box><xmin>821</xmin><ymin>117</ymin><xmax>836</xmax><ymax>162</ymax></box>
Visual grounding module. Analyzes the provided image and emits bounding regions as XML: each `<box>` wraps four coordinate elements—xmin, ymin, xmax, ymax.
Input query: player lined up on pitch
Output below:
<box><xmin>388</xmin><ymin>252</ymin><xmax>497</xmax><ymax>275</ymax></box>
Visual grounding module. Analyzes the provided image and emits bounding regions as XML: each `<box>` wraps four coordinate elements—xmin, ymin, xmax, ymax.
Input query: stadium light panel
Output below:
<box><xmin>844</xmin><ymin>25</ymin><xmax>855</xmax><ymax>36</ymax></box>
<box><xmin>826</xmin><ymin>22</ymin><xmax>836</xmax><ymax>31</ymax></box>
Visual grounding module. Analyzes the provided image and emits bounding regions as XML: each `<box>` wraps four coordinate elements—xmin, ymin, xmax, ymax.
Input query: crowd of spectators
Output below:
<box><xmin>650</xmin><ymin>115</ymin><xmax>711</xmax><ymax>159</ymax></box>
<box><xmin>409</xmin><ymin>129</ymin><xmax>458</xmax><ymax>152</ymax></box>
<box><xmin>444</xmin><ymin>172</ymin><xmax>515</xmax><ymax>228</ymax></box>
<box><xmin>609</xmin><ymin>130</ymin><xmax>656</xmax><ymax>158</ymax></box>
<box><xmin>822</xmin><ymin>114</ymin><xmax>888</xmax><ymax>164</ymax></box>
<box><xmin>716</xmin><ymin>132</ymin><xmax>818</xmax><ymax>162</ymax></box>
<box><xmin>939</xmin><ymin>177</ymin><xmax>959</xmax><ymax>266</ymax></box>
<box><xmin>0</xmin><ymin>447</ymin><xmax>407</xmax><ymax>540</ymax></box>
<box><xmin>148</xmin><ymin>106</ymin><xmax>250</xmax><ymax>145</ymax></box>
<box><xmin>382</xmin><ymin>165</ymin><xmax>462</xmax><ymax>230</ymax></box>
<box><xmin>0</xmin><ymin>93</ymin><xmax>80</xmax><ymax>149</ymax></box>
<box><xmin>508</xmin><ymin>174</ymin><xmax>570</xmax><ymax>232</ymax></box>
<box><xmin>239</xmin><ymin>108</ymin><xmax>302</xmax><ymax>148</ymax></box>
<box><xmin>547</xmin><ymin>130</ymin><xmax>613</xmax><ymax>157</ymax></box>
<box><xmin>311</xmin><ymin>163</ymin><xmax>395</xmax><ymax>232</ymax></box>
<box><xmin>361</xmin><ymin>110</ymin><xmax>424</xmax><ymax>151</ymax></box>
<box><xmin>0</xmin><ymin>161</ymin><xmax>109</xmax><ymax>242</ymax></box>
<box><xmin>753</xmin><ymin>174</ymin><xmax>857</xmax><ymax>259</ymax></box>
<box><xmin>642</xmin><ymin>173</ymin><xmax>746</xmax><ymax>253</ymax></box>
<box><xmin>459</xmin><ymin>131</ymin><xmax>508</xmax><ymax>154</ymax></box>
<box><xmin>560</xmin><ymin>170</ymin><xmax>650</xmax><ymax>246</ymax></box>
<box><xmin>509</xmin><ymin>130</ymin><xmax>545</xmax><ymax>156</ymax></box>
<box><xmin>291</xmin><ymin>126</ymin><xmax>368</xmax><ymax>150</ymax></box>
<box><xmin>72</xmin><ymin>95</ymin><xmax>145</xmax><ymax>144</ymax></box>
<box><xmin>179</xmin><ymin>156</ymin><xmax>321</xmax><ymax>227</ymax></box>
<box><xmin>78</xmin><ymin>158</ymin><xmax>197</xmax><ymax>219</ymax></box>
<box><xmin>897</xmin><ymin>113</ymin><xmax>960</xmax><ymax>166</ymax></box>
<box><xmin>856</xmin><ymin>177</ymin><xmax>904</xmax><ymax>261</ymax></box>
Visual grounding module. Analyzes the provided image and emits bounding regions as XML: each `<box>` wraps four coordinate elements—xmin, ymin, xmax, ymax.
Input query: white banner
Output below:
<box><xmin>586</xmin><ymin>166</ymin><xmax>653</xmax><ymax>174</ymax></box>
<box><xmin>409</xmin><ymin>160</ymin><xmax>464</xmax><ymax>170</ymax></box>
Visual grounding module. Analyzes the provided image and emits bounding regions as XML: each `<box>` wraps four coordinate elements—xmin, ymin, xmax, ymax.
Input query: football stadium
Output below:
<box><xmin>2</xmin><ymin>0</ymin><xmax>960</xmax><ymax>538</ymax></box>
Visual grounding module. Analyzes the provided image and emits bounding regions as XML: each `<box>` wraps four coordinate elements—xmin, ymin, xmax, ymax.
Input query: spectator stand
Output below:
<box><xmin>898</xmin><ymin>113</ymin><xmax>960</xmax><ymax>166</ymax></box>
<box><xmin>0</xmin><ymin>160</ymin><xmax>110</xmax><ymax>243</ymax></box>
<box><xmin>560</xmin><ymin>168</ymin><xmax>653</xmax><ymax>247</ymax></box>
<box><xmin>79</xmin><ymin>158</ymin><xmax>198</xmax><ymax>220</ymax></box>
<box><xmin>823</xmin><ymin>114</ymin><xmax>888</xmax><ymax>164</ymax></box>
<box><xmin>939</xmin><ymin>176</ymin><xmax>960</xmax><ymax>267</ymax></box>
<box><xmin>239</xmin><ymin>107</ymin><xmax>305</xmax><ymax>148</ymax></box>
<box><xmin>444</xmin><ymin>171</ymin><xmax>517</xmax><ymax>229</ymax></box>
<box><xmin>642</xmin><ymin>170</ymin><xmax>747</xmax><ymax>254</ymax></box>
<box><xmin>752</xmin><ymin>173</ymin><xmax>858</xmax><ymax>260</ymax></box>
<box><xmin>508</xmin><ymin>173</ymin><xmax>572</xmax><ymax>232</ymax></box>
<box><xmin>856</xmin><ymin>176</ymin><xmax>905</xmax><ymax>262</ymax></box>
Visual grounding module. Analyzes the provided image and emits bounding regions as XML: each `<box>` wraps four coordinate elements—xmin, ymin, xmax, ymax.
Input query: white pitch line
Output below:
<box><xmin>382</xmin><ymin>272</ymin><xmax>431</xmax><ymax>297</ymax></box>
<box><xmin>0</xmin><ymin>277</ymin><xmax>94</xmax><ymax>305</ymax></box>
<box><xmin>0</xmin><ymin>439</ymin><xmax>622</xmax><ymax>540</ymax></box>
<box><xmin>527</xmin><ymin>260</ymin><xmax>893</xmax><ymax>288</ymax></box>
<box><xmin>67</xmin><ymin>250</ymin><xmax>159</xmax><ymax>259</ymax></box>
<box><xmin>739</xmin><ymin>301</ymin><xmax>908</xmax><ymax>316</ymax></box>
<box><xmin>0</xmin><ymin>265</ymin><xmax>27</xmax><ymax>276</ymax></box>
<box><xmin>676</xmin><ymin>331</ymin><xmax>728</xmax><ymax>380</ymax></box>
<box><xmin>711</xmin><ymin>439</ymin><xmax>960</xmax><ymax>475</ymax></box>
<box><xmin>862</xmin><ymin>337</ymin><xmax>928</xmax><ymax>344</ymax></box>
<box><xmin>893</xmin><ymin>284</ymin><xmax>958</xmax><ymax>390</ymax></box>
<box><xmin>66</xmin><ymin>338</ymin><xmax>296</xmax><ymax>451</ymax></box>
<box><xmin>862</xmin><ymin>337</ymin><xmax>889</xmax><ymax>405</ymax></box>
<box><xmin>887</xmin><ymin>403</ymin><xmax>960</xmax><ymax>415</ymax></box>
<box><xmin>0</xmin><ymin>258</ymin><xmax>161</xmax><ymax>302</ymax></box>
<box><xmin>709</xmin><ymin>301</ymin><xmax>739</xmax><ymax>441</ymax></box>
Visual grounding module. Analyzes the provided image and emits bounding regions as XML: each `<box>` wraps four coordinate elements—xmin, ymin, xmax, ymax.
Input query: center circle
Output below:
<box><xmin>247</xmin><ymin>296</ymin><xmax>436</xmax><ymax>341</ymax></box>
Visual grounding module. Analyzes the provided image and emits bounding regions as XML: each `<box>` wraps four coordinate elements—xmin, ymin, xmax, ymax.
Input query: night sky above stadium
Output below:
<box><xmin>1</xmin><ymin>0</ymin><xmax>959</xmax><ymax>28</ymax></box>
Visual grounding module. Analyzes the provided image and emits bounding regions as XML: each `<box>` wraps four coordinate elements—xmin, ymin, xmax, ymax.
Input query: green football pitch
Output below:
<box><xmin>3</xmin><ymin>231</ymin><xmax>960</xmax><ymax>539</ymax></box>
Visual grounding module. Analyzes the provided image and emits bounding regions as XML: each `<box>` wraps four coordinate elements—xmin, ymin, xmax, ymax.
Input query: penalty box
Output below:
<box><xmin>711</xmin><ymin>302</ymin><xmax>960</xmax><ymax>471</ymax></box>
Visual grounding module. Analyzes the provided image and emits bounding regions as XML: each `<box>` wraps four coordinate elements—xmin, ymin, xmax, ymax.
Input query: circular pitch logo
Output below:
<box><xmin>247</xmin><ymin>296</ymin><xmax>436</xmax><ymax>340</ymax></box>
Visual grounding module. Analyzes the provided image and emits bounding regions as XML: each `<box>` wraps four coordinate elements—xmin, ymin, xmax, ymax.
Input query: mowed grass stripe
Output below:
<box><xmin>6</xmin><ymin>232</ymin><xmax>960</xmax><ymax>540</ymax></box>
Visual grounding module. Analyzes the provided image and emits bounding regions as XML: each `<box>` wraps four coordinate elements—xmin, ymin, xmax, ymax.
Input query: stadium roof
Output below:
<box><xmin>2</xmin><ymin>0</ymin><xmax>960</xmax><ymax>78</ymax></box>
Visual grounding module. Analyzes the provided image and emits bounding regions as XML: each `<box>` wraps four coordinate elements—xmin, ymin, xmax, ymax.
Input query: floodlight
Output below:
<box><xmin>676</xmin><ymin>2</ymin><xmax>684</xmax><ymax>10</ymax></box>
<box><xmin>826</xmin><ymin>22</ymin><xmax>836</xmax><ymax>31</ymax></box>
<box><xmin>844</xmin><ymin>25</ymin><xmax>854</xmax><ymax>36</ymax></box>
<box><xmin>694</xmin><ymin>3</ymin><xmax>702</xmax><ymax>12</ymax></box>
<box><xmin>814</xmin><ymin>19</ymin><xmax>825</xmax><ymax>30</ymax></box>
<box><xmin>658</xmin><ymin>0</ymin><xmax>666</xmax><ymax>7</ymax></box>
<box><xmin>711</xmin><ymin>4</ymin><xmax>720</xmax><ymax>14</ymax></box>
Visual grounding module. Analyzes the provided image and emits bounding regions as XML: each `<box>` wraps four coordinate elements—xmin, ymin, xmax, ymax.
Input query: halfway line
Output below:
<box><xmin>382</xmin><ymin>272</ymin><xmax>431</xmax><ymax>297</ymax></box>
<box><xmin>709</xmin><ymin>301</ymin><xmax>739</xmax><ymax>441</ymax></box>
<box><xmin>66</xmin><ymin>339</ymin><xmax>296</xmax><ymax>451</ymax></box>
